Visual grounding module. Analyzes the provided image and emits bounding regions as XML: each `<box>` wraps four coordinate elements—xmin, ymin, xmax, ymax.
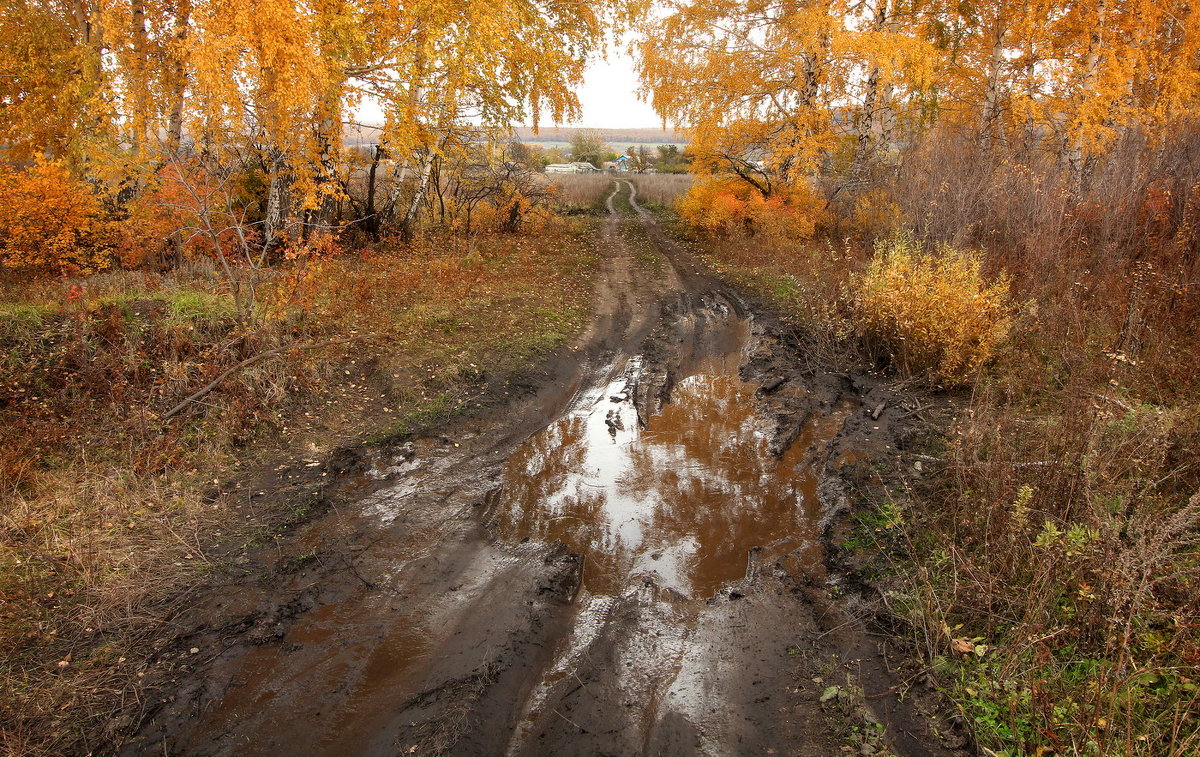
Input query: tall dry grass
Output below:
<box><xmin>672</xmin><ymin>120</ymin><xmax>1200</xmax><ymax>754</ymax></box>
<box><xmin>545</xmin><ymin>173</ymin><xmax>614</xmax><ymax>210</ymax></box>
<box><xmin>839</xmin><ymin>125</ymin><xmax>1200</xmax><ymax>754</ymax></box>
<box><xmin>629</xmin><ymin>173</ymin><xmax>694</xmax><ymax>207</ymax></box>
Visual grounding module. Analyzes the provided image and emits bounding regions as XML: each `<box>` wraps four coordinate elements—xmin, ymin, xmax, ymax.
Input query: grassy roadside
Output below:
<box><xmin>655</xmin><ymin>206</ymin><xmax>1200</xmax><ymax>755</ymax></box>
<box><xmin>0</xmin><ymin>220</ymin><xmax>601</xmax><ymax>755</ymax></box>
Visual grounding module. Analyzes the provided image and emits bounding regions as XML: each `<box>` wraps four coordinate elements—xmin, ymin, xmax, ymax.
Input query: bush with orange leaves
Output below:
<box><xmin>677</xmin><ymin>177</ymin><xmax>824</xmax><ymax>240</ymax></box>
<box><xmin>854</xmin><ymin>235</ymin><xmax>1013</xmax><ymax>386</ymax></box>
<box><xmin>0</xmin><ymin>158</ymin><xmax>113</xmax><ymax>274</ymax></box>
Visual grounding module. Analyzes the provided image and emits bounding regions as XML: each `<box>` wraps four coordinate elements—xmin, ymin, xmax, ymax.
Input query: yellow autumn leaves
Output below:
<box><xmin>854</xmin><ymin>235</ymin><xmax>1013</xmax><ymax>386</ymax></box>
<box><xmin>0</xmin><ymin>160</ymin><xmax>114</xmax><ymax>274</ymax></box>
<box><xmin>676</xmin><ymin>177</ymin><xmax>825</xmax><ymax>240</ymax></box>
<box><xmin>639</xmin><ymin>0</ymin><xmax>1200</xmax><ymax>191</ymax></box>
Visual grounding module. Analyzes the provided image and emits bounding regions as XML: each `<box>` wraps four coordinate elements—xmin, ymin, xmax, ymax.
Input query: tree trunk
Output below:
<box><xmin>130</xmin><ymin>0</ymin><xmax>150</xmax><ymax>153</ymax></box>
<box><xmin>400</xmin><ymin>147</ymin><xmax>436</xmax><ymax>243</ymax></box>
<box><xmin>432</xmin><ymin>157</ymin><xmax>446</xmax><ymax>223</ymax></box>
<box><xmin>981</xmin><ymin>24</ymin><xmax>1008</xmax><ymax>154</ymax></box>
<box><xmin>362</xmin><ymin>145</ymin><xmax>383</xmax><ymax>238</ymax></box>
<box><xmin>385</xmin><ymin>25</ymin><xmax>427</xmax><ymax>224</ymax></box>
<box><xmin>160</xmin><ymin>0</ymin><xmax>191</xmax><ymax>267</ymax></box>
<box><xmin>265</xmin><ymin>152</ymin><xmax>292</xmax><ymax>251</ymax></box>
<box><xmin>68</xmin><ymin>0</ymin><xmax>109</xmax><ymax>157</ymax></box>
<box><xmin>1066</xmin><ymin>0</ymin><xmax>1107</xmax><ymax>191</ymax></box>
<box><xmin>306</xmin><ymin>107</ymin><xmax>342</xmax><ymax>238</ymax></box>
<box><xmin>166</xmin><ymin>0</ymin><xmax>191</xmax><ymax>157</ymax></box>
<box><xmin>501</xmin><ymin>198</ymin><xmax>522</xmax><ymax>234</ymax></box>
<box><xmin>851</xmin><ymin>0</ymin><xmax>894</xmax><ymax>179</ymax></box>
<box><xmin>383</xmin><ymin>156</ymin><xmax>411</xmax><ymax>222</ymax></box>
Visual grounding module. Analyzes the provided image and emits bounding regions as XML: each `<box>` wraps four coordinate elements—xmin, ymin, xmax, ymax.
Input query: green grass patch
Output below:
<box><xmin>611</xmin><ymin>181</ymin><xmax>635</xmax><ymax>215</ymax></box>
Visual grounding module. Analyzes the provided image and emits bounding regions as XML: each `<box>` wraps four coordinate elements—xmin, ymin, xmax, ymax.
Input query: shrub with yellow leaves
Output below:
<box><xmin>677</xmin><ymin>177</ymin><xmax>824</xmax><ymax>240</ymax></box>
<box><xmin>847</xmin><ymin>187</ymin><xmax>905</xmax><ymax>239</ymax></box>
<box><xmin>0</xmin><ymin>158</ymin><xmax>113</xmax><ymax>274</ymax></box>
<box><xmin>853</xmin><ymin>235</ymin><xmax>1013</xmax><ymax>385</ymax></box>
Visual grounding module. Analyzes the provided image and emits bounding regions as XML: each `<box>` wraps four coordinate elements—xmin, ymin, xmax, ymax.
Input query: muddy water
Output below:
<box><xmin>497</xmin><ymin>315</ymin><xmax>847</xmax><ymax>599</ymax></box>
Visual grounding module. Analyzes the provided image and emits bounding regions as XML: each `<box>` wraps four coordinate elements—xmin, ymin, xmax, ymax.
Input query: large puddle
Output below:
<box><xmin>496</xmin><ymin>316</ymin><xmax>852</xmax><ymax>599</ymax></box>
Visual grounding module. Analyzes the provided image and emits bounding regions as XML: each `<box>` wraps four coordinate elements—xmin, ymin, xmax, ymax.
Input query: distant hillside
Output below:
<box><xmin>514</xmin><ymin>126</ymin><xmax>688</xmax><ymax>145</ymax></box>
<box><xmin>341</xmin><ymin>124</ymin><xmax>689</xmax><ymax>147</ymax></box>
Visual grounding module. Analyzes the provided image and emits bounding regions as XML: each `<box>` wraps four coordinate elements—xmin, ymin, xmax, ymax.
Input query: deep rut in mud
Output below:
<box><xmin>123</xmin><ymin>182</ymin><xmax>968</xmax><ymax>757</ymax></box>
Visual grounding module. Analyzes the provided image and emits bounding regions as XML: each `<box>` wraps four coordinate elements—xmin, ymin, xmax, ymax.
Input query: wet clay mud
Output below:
<box><xmin>496</xmin><ymin>314</ymin><xmax>851</xmax><ymax>597</ymax></box>
<box><xmin>120</xmin><ymin>182</ymin><xmax>969</xmax><ymax>757</ymax></box>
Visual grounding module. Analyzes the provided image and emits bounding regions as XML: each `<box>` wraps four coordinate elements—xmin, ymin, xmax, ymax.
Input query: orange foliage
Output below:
<box><xmin>118</xmin><ymin>163</ymin><xmax>262</xmax><ymax>268</ymax></box>
<box><xmin>118</xmin><ymin>175</ymin><xmax>193</xmax><ymax>269</ymax></box>
<box><xmin>677</xmin><ymin>178</ymin><xmax>824</xmax><ymax>239</ymax></box>
<box><xmin>0</xmin><ymin>159</ymin><xmax>112</xmax><ymax>274</ymax></box>
<box><xmin>848</xmin><ymin>188</ymin><xmax>905</xmax><ymax>238</ymax></box>
<box><xmin>261</xmin><ymin>235</ymin><xmax>340</xmax><ymax>321</ymax></box>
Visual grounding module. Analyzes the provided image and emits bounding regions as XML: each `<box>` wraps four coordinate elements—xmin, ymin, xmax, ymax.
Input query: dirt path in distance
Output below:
<box><xmin>119</xmin><ymin>182</ymin><xmax>970</xmax><ymax>757</ymax></box>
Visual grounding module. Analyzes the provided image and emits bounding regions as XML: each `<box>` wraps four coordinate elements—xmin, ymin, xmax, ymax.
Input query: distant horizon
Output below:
<box><xmin>513</xmin><ymin>125</ymin><xmax>685</xmax><ymax>137</ymax></box>
<box><xmin>518</xmin><ymin>124</ymin><xmax>683</xmax><ymax>135</ymax></box>
<box><xmin>345</xmin><ymin>122</ymin><xmax>689</xmax><ymax>144</ymax></box>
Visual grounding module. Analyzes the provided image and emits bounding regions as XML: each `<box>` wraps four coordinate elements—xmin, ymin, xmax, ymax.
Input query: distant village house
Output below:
<box><xmin>545</xmin><ymin>162</ymin><xmax>601</xmax><ymax>174</ymax></box>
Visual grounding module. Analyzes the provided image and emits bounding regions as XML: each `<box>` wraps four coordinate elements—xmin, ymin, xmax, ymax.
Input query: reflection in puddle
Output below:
<box><xmin>498</xmin><ymin>318</ymin><xmax>851</xmax><ymax>598</ymax></box>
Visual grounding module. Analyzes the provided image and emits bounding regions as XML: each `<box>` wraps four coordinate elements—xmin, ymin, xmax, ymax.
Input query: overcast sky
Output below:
<box><xmin>562</xmin><ymin>51</ymin><xmax>663</xmax><ymax>129</ymax></box>
<box><xmin>355</xmin><ymin>49</ymin><xmax>665</xmax><ymax>130</ymax></box>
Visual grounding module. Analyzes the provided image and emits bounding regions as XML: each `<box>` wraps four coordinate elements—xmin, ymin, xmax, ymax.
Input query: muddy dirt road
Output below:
<box><xmin>123</xmin><ymin>182</ymin><xmax>968</xmax><ymax>756</ymax></box>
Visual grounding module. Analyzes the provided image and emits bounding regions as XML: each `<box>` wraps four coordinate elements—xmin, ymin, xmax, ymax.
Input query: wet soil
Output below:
<box><xmin>119</xmin><ymin>182</ymin><xmax>969</xmax><ymax>756</ymax></box>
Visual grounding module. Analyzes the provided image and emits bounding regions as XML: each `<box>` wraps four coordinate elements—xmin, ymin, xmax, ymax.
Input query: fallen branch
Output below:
<box><xmin>866</xmin><ymin>667</ymin><xmax>929</xmax><ymax>699</ymax></box>
<box><xmin>896</xmin><ymin>402</ymin><xmax>930</xmax><ymax>421</ymax></box>
<box><xmin>812</xmin><ymin>616</ymin><xmax>860</xmax><ymax>642</ymax></box>
<box><xmin>161</xmin><ymin>335</ymin><xmax>376</xmax><ymax>420</ymax></box>
<box><xmin>1087</xmin><ymin>392</ymin><xmax>1136</xmax><ymax>414</ymax></box>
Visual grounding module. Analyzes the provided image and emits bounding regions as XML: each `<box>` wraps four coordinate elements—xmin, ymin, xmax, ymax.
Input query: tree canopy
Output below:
<box><xmin>639</xmin><ymin>0</ymin><xmax>1200</xmax><ymax>193</ymax></box>
<box><xmin>0</xmin><ymin>0</ymin><xmax>627</xmax><ymax>237</ymax></box>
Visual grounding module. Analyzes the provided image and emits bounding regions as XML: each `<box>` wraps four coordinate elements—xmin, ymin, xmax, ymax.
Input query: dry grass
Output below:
<box><xmin>545</xmin><ymin>173</ymin><xmax>614</xmax><ymax>210</ymax></box>
<box><xmin>853</xmin><ymin>235</ymin><xmax>1012</xmax><ymax>385</ymax></box>
<box><xmin>539</xmin><ymin>172</ymin><xmax>691</xmax><ymax>212</ymax></box>
<box><xmin>868</xmin><ymin>132</ymin><xmax>1200</xmax><ymax>752</ymax></box>
<box><xmin>678</xmin><ymin>122</ymin><xmax>1200</xmax><ymax>754</ymax></box>
<box><xmin>629</xmin><ymin>173</ymin><xmax>693</xmax><ymax>207</ymax></box>
<box><xmin>887</xmin><ymin>388</ymin><xmax>1200</xmax><ymax>755</ymax></box>
<box><xmin>0</xmin><ymin>221</ymin><xmax>600</xmax><ymax>754</ymax></box>
<box><xmin>1</xmin><ymin>471</ymin><xmax>223</xmax><ymax>755</ymax></box>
